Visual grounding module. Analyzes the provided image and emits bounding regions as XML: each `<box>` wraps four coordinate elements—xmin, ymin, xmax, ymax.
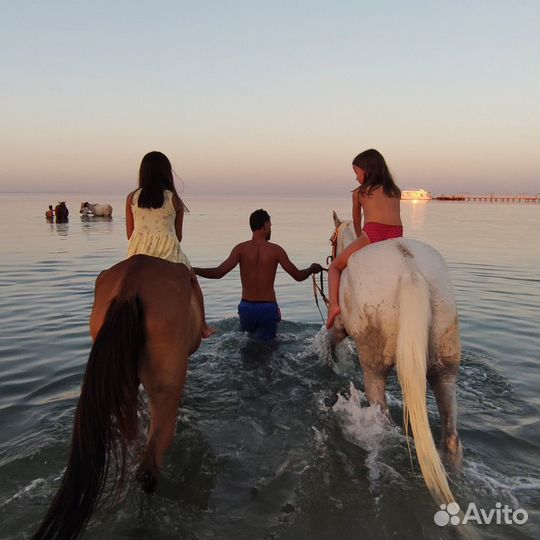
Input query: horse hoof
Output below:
<box><xmin>136</xmin><ymin>470</ymin><xmax>158</xmax><ymax>493</ymax></box>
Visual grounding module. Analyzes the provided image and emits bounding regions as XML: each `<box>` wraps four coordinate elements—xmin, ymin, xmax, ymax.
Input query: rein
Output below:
<box><xmin>312</xmin><ymin>268</ymin><xmax>329</xmax><ymax>323</ymax></box>
<box><xmin>312</xmin><ymin>223</ymin><xmax>343</xmax><ymax>324</ymax></box>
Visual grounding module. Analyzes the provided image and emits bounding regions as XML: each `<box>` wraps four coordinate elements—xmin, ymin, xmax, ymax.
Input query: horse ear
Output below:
<box><xmin>332</xmin><ymin>210</ymin><xmax>342</xmax><ymax>228</ymax></box>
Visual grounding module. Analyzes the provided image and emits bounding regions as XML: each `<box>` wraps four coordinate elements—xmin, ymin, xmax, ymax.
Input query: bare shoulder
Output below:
<box><xmin>236</xmin><ymin>240</ymin><xmax>251</xmax><ymax>250</ymax></box>
<box><xmin>232</xmin><ymin>241</ymin><xmax>251</xmax><ymax>256</ymax></box>
<box><xmin>95</xmin><ymin>269</ymin><xmax>107</xmax><ymax>285</ymax></box>
<box><xmin>267</xmin><ymin>242</ymin><xmax>286</xmax><ymax>257</ymax></box>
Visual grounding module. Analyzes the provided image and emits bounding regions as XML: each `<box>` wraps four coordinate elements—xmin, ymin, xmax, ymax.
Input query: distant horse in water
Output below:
<box><xmin>32</xmin><ymin>255</ymin><xmax>203</xmax><ymax>540</ymax></box>
<box><xmin>328</xmin><ymin>212</ymin><xmax>462</xmax><ymax>507</ymax></box>
<box><xmin>54</xmin><ymin>202</ymin><xmax>69</xmax><ymax>223</ymax></box>
<box><xmin>80</xmin><ymin>201</ymin><xmax>113</xmax><ymax>217</ymax></box>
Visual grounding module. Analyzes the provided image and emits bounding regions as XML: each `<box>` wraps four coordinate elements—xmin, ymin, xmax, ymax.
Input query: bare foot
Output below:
<box><xmin>202</xmin><ymin>325</ymin><xmax>216</xmax><ymax>338</ymax></box>
<box><xmin>326</xmin><ymin>305</ymin><xmax>341</xmax><ymax>329</ymax></box>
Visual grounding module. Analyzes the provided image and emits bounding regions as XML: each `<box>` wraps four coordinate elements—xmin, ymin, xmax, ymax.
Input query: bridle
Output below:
<box><xmin>329</xmin><ymin>221</ymin><xmax>348</xmax><ymax>262</ymax></box>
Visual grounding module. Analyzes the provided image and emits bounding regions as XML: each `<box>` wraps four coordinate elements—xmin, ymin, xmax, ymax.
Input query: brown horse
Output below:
<box><xmin>54</xmin><ymin>202</ymin><xmax>69</xmax><ymax>223</ymax></box>
<box><xmin>32</xmin><ymin>255</ymin><xmax>202</xmax><ymax>540</ymax></box>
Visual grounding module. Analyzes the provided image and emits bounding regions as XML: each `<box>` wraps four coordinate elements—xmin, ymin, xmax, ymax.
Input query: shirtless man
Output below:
<box><xmin>193</xmin><ymin>209</ymin><xmax>322</xmax><ymax>340</ymax></box>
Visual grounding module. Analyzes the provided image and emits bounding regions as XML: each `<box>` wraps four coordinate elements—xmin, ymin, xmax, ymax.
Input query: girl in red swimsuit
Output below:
<box><xmin>326</xmin><ymin>149</ymin><xmax>403</xmax><ymax>329</ymax></box>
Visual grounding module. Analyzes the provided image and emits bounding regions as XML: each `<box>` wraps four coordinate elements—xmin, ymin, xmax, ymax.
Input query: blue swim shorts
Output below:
<box><xmin>238</xmin><ymin>299</ymin><xmax>281</xmax><ymax>341</ymax></box>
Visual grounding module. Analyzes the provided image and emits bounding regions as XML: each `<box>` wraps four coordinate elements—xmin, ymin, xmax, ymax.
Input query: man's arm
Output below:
<box><xmin>277</xmin><ymin>246</ymin><xmax>322</xmax><ymax>281</ymax></box>
<box><xmin>193</xmin><ymin>245</ymin><xmax>241</xmax><ymax>279</ymax></box>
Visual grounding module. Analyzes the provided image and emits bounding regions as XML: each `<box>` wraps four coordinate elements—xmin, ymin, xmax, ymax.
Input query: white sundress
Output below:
<box><xmin>127</xmin><ymin>188</ymin><xmax>191</xmax><ymax>268</ymax></box>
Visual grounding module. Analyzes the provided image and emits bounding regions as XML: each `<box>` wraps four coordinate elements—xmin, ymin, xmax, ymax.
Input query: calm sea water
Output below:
<box><xmin>0</xmin><ymin>193</ymin><xmax>538</xmax><ymax>540</ymax></box>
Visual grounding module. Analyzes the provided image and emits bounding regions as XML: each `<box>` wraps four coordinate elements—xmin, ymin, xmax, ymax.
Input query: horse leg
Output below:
<box><xmin>355</xmin><ymin>338</ymin><xmax>392</xmax><ymax>420</ymax></box>
<box><xmin>428</xmin><ymin>364</ymin><xmax>462</xmax><ymax>468</ymax></box>
<box><xmin>363</xmin><ymin>368</ymin><xmax>391</xmax><ymax>415</ymax></box>
<box><xmin>355</xmin><ymin>339</ymin><xmax>391</xmax><ymax>417</ymax></box>
<box><xmin>137</xmin><ymin>384</ymin><xmax>183</xmax><ymax>492</ymax></box>
<box><xmin>137</xmin><ymin>349</ymin><xmax>189</xmax><ymax>493</ymax></box>
<box><xmin>131</xmin><ymin>260</ymin><xmax>198</xmax><ymax>492</ymax></box>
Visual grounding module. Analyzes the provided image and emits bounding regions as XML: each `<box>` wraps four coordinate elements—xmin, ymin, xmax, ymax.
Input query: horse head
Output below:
<box><xmin>332</xmin><ymin>210</ymin><xmax>342</xmax><ymax>229</ymax></box>
<box><xmin>80</xmin><ymin>202</ymin><xmax>89</xmax><ymax>213</ymax></box>
<box><xmin>330</xmin><ymin>211</ymin><xmax>355</xmax><ymax>258</ymax></box>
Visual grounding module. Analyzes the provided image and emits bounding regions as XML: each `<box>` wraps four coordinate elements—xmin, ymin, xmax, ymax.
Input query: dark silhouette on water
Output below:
<box><xmin>54</xmin><ymin>202</ymin><xmax>69</xmax><ymax>223</ymax></box>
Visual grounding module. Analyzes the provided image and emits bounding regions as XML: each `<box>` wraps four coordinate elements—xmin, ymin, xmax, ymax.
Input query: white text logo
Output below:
<box><xmin>434</xmin><ymin>502</ymin><xmax>528</xmax><ymax>526</ymax></box>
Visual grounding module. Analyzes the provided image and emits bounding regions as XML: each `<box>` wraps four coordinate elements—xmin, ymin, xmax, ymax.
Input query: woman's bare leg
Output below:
<box><xmin>191</xmin><ymin>274</ymin><xmax>215</xmax><ymax>338</ymax></box>
<box><xmin>326</xmin><ymin>263</ymin><xmax>343</xmax><ymax>329</ymax></box>
<box><xmin>326</xmin><ymin>232</ymin><xmax>371</xmax><ymax>329</ymax></box>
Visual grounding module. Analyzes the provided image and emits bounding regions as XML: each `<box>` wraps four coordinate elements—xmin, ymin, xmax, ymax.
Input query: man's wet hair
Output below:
<box><xmin>249</xmin><ymin>209</ymin><xmax>271</xmax><ymax>231</ymax></box>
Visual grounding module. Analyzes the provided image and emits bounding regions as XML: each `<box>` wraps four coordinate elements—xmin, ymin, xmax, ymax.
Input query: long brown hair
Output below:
<box><xmin>353</xmin><ymin>149</ymin><xmax>401</xmax><ymax>198</ymax></box>
<box><xmin>137</xmin><ymin>151</ymin><xmax>187</xmax><ymax>210</ymax></box>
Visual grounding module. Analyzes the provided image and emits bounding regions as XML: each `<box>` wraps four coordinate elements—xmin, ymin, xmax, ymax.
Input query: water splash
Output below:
<box><xmin>310</xmin><ymin>326</ymin><xmax>357</xmax><ymax>372</ymax></box>
<box><xmin>330</xmin><ymin>383</ymin><xmax>405</xmax><ymax>491</ymax></box>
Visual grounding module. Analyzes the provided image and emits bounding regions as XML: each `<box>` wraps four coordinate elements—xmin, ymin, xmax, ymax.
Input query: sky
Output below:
<box><xmin>0</xmin><ymin>0</ymin><xmax>538</xmax><ymax>196</ymax></box>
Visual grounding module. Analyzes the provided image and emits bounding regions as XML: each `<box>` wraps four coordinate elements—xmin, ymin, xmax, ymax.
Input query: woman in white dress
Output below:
<box><xmin>126</xmin><ymin>151</ymin><xmax>214</xmax><ymax>338</ymax></box>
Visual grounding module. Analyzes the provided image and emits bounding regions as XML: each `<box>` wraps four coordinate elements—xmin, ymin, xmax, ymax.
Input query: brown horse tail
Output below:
<box><xmin>32</xmin><ymin>295</ymin><xmax>145</xmax><ymax>540</ymax></box>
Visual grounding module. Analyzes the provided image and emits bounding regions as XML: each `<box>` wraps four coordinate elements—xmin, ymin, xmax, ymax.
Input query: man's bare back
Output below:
<box><xmin>193</xmin><ymin>229</ymin><xmax>320</xmax><ymax>301</ymax></box>
<box><xmin>234</xmin><ymin>238</ymin><xmax>319</xmax><ymax>301</ymax></box>
<box><xmin>236</xmin><ymin>239</ymin><xmax>280</xmax><ymax>301</ymax></box>
<box><xmin>192</xmin><ymin>209</ymin><xmax>321</xmax><ymax>339</ymax></box>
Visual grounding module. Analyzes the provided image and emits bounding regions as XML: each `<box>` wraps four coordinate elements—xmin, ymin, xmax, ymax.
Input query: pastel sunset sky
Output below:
<box><xmin>1</xmin><ymin>1</ymin><xmax>538</xmax><ymax>196</ymax></box>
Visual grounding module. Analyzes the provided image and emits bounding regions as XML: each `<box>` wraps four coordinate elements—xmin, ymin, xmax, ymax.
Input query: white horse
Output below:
<box><xmin>80</xmin><ymin>202</ymin><xmax>113</xmax><ymax>217</ymax></box>
<box><xmin>329</xmin><ymin>211</ymin><xmax>461</xmax><ymax>506</ymax></box>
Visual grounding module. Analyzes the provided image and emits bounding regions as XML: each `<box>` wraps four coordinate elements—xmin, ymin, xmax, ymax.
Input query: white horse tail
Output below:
<box><xmin>396</xmin><ymin>268</ymin><xmax>455</xmax><ymax>506</ymax></box>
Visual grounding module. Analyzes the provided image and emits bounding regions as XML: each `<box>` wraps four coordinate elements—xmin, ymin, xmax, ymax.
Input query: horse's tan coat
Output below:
<box><xmin>90</xmin><ymin>255</ymin><xmax>201</xmax><ymax>475</ymax></box>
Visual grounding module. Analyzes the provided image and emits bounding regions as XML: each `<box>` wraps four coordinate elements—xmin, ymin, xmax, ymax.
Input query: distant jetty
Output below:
<box><xmin>435</xmin><ymin>194</ymin><xmax>540</xmax><ymax>203</ymax></box>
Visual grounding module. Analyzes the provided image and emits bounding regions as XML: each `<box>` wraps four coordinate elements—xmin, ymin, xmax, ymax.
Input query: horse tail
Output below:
<box><xmin>395</xmin><ymin>269</ymin><xmax>455</xmax><ymax>506</ymax></box>
<box><xmin>33</xmin><ymin>296</ymin><xmax>144</xmax><ymax>540</ymax></box>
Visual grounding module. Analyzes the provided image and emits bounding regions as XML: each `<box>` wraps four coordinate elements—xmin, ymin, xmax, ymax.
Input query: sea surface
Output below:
<box><xmin>0</xmin><ymin>193</ymin><xmax>538</xmax><ymax>540</ymax></box>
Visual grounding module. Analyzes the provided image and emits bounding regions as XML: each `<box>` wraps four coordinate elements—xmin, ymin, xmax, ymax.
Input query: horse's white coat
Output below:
<box><xmin>332</xmin><ymin>218</ymin><xmax>461</xmax><ymax>506</ymax></box>
<box><xmin>80</xmin><ymin>202</ymin><xmax>113</xmax><ymax>217</ymax></box>
<box><xmin>338</xmin><ymin>230</ymin><xmax>458</xmax><ymax>361</ymax></box>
